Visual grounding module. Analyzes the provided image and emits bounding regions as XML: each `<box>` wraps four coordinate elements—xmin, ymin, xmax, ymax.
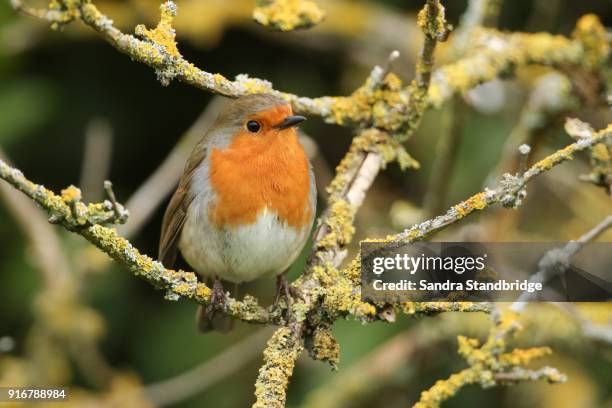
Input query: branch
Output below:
<box><xmin>306</xmin><ymin>0</ymin><xmax>447</xmax><ymax>272</ymax></box>
<box><xmin>10</xmin><ymin>1</ymin><xmax>608</xmax><ymax>132</ymax></box>
<box><xmin>317</xmin><ymin>120</ymin><xmax>612</xmax><ymax>321</ymax></box>
<box><xmin>255</xmin><ymin>2</ymin><xmax>447</xmax><ymax>399</ymax></box>
<box><xmin>428</xmin><ymin>15</ymin><xmax>608</xmax><ymax>108</ymax></box>
<box><xmin>565</xmin><ymin>116</ymin><xmax>612</xmax><ymax>195</ymax></box>
<box><xmin>388</xmin><ymin>121</ymin><xmax>612</xmax><ymax>244</ymax></box>
<box><xmin>0</xmin><ymin>158</ymin><xmax>271</xmax><ymax>324</ymax></box>
<box><xmin>512</xmin><ymin>214</ymin><xmax>612</xmax><ymax>309</ymax></box>
<box><xmin>411</xmin><ymin>208</ymin><xmax>612</xmax><ymax>406</ymax></box>
<box><xmin>253</xmin><ymin>328</ymin><xmax>304</xmax><ymax>408</ymax></box>
<box><xmin>0</xmin><ymin>150</ymin><xmax>115</xmax><ymax>389</ymax></box>
<box><xmin>413</xmin><ymin>310</ymin><xmax>566</xmax><ymax>408</ymax></box>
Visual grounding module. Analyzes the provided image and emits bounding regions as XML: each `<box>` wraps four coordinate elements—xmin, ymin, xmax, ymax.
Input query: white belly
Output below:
<box><xmin>179</xmin><ymin>206</ymin><xmax>311</xmax><ymax>283</ymax></box>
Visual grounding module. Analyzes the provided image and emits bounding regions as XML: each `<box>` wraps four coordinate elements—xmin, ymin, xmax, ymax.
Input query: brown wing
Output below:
<box><xmin>158</xmin><ymin>141</ymin><xmax>207</xmax><ymax>267</ymax></box>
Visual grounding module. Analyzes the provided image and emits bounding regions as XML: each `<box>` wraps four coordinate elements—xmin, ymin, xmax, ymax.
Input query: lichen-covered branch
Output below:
<box><xmin>4</xmin><ymin>0</ymin><xmax>612</xmax><ymax>406</ymax></box>
<box><xmin>10</xmin><ymin>0</ymin><xmax>608</xmax><ymax>132</ymax></box>
<box><xmin>397</xmin><ymin>0</ymin><xmax>449</xmax><ymax>142</ymax></box>
<box><xmin>388</xmin><ymin>120</ymin><xmax>612</xmax><ymax>244</ymax></box>
<box><xmin>253</xmin><ymin>327</ymin><xmax>304</xmax><ymax>408</ymax></box>
<box><xmin>317</xmin><ymin>120</ymin><xmax>612</xmax><ymax>322</ymax></box>
<box><xmin>306</xmin><ymin>0</ymin><xmax>446</xmax><ymax>273</ymax></box>
<box><xmin>0</xmin><ymin>158</ymin><xmax>272</xmax><ymax>324</ymax></box>
<box><xmin>413</xmin><ymin>310</ymin><xmax>566</xmax><ymax>408</ymax></box>
<box><xmin>565</xmin><ymin>116</ymin><xmax>612</xmax><ymax>194</ymax></box>
<box><xmin>252</xmin><ymin>3</ymin><xmax>448</xmax><ymax>399</ymax></box>
<box><xmin>0</xmin><ymin>159</ymin><xmax>126</xmax><ymax>228</ymax></box>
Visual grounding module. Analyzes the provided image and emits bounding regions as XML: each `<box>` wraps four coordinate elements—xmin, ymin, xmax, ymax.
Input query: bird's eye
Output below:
<box><xmin>246</xmin><ymin>120</ymin><xmax>261</xmax><ymax>133</ymax></box>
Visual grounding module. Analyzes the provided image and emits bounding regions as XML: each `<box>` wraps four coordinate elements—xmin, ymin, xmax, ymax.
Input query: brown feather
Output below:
<box><xmin>158</xmin><ymin>141</ymin><xmax>207</xmax><ymax>267</ymax></box>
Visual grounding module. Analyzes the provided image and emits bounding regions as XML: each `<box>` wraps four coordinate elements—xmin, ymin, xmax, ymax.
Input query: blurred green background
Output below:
<box><xmin>0</xmin><ymin>0</ymin><xmax>612</xmax><ymax>407</ymax></box>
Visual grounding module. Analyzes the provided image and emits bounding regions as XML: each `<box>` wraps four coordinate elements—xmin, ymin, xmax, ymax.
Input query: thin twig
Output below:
<box><xmin>512</xmin><ymin>214</ymin><xmax>612</xmax><ymax>309</ymax></box>
<box><xmin>390</xmin><ymin>122</ymin><xmax>612</xmax><ymax>245</ymax></box>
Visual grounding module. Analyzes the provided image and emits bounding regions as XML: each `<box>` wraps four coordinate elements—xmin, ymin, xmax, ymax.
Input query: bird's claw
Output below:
<box><xmin>206</xmin><ymin>278</ymin><xmax>226</xmax><ymax>317</ymax></box>
<box><xmin>273</xmin><ymin>275</ymin><xmax>302</xmax><ymax>322</ymax></box>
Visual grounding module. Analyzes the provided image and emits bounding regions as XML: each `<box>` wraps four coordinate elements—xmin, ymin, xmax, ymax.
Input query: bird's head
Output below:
<box><xmin>213</xmin><ymin>94</ymin><xmax>306</xmax><ymax>142</ymax></box>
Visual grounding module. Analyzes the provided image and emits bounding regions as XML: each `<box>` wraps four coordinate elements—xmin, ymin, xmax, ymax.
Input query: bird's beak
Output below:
<box><xmin>274</xmin><ymin>115</ymin><xmax>306</xmax><ymax>129</ymax></box>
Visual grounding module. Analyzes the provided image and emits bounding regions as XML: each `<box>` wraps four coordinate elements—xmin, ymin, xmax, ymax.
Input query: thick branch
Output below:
<box><xmin>253</xmin><ymin>328</ymin><xmax>304</xmax><ymax>408</ymax></box>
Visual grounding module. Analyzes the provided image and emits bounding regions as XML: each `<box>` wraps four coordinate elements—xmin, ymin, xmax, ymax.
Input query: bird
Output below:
<box><xmin>158</xmin><ymin>93</ymin><xmax>316</xmax><ymax>332</ymax></box>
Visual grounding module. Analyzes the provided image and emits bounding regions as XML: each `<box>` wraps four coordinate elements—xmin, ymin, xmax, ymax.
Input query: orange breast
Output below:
<box><xmin>208</xmin><ymin>128</ymin><xmax>312</xmax><ymax>229</ymax></box>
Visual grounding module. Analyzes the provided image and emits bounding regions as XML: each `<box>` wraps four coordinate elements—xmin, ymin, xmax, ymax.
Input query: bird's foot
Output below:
<box><xmin>274</xmin><ymin>275</ymin><xmax>302</xmax><ymax>322</ymax></box>
<box><xmin>206</xmin><ymin>278</ymin><xmax>226</xmax><ymax>317</ymax></box>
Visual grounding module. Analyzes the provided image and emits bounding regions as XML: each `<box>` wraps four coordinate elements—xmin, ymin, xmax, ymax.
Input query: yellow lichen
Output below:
<box><xmin>135</xmin><ymin>1</ymin><xmax>181</xmax><ymax>58</ymax></box>
<box><xmin>413</xmin><ymin>368</ymin><xmax>479</xmax><ymax>408</ymax></box>
<box><xmin>413</xmin><ymin>308</ymin><xmax>563</xmax><ymax>408</ymax></box>
<box><xmin>341</xmin><ymin>256</ymin><xmax>361</xmax><ymax>283</ymax></box>
<box><xmin>253</xmin><ymin>327</ymin><xmax>303</xmax><ymax>408</ymax></box>
<box><xmin>572</xmin><ymin>14</ymin><xmax>610</xmax><ymax>69</ymax></box>
<box><xmin>317</xmin><ymin>199</ymin><xmax>356</xmax><ymax>250</ymax></box>
<box><xmin>309</xmin><ymin>327</ymin><xmax>340</xmax><ymax>369</ymax></box>
<box><xmin>195</xmin><ymin>283</ymin><xmax>212</xmax><ymax>300</ymax></box>
<box><xmin>253</xmin><ymin>0</ymin><xmax>325</xmax><ymax>32</ymax></box>
<box><xmin>427</xmin><ymin>25</ymin><xmax>589</xmax><ymax>108</ymax></box>
<box><xmin>454</xmin><ymin>192</ymin><xmax>489</xmax><ymax>218</ymax></box>
<box><xmin>60</xmin><ymin>185</ymin><xmax>82</xmax><ymax>203</ymax></box>
<box><xmin>416</xmin><ymin>0</ymin><xmax>447</xmax><ymax>39</ymax></box>
<box><xmin>499</xmin><ymin>347</ymin><xmax>552</xmax><ymax>366</ymax></box>
<box><xmin>465</xmin><ymin>192</ymin><xmax>488</xmax><ymax>210</ymax></box>
<box><xmin>591</xmin><ymin>143</ymin><xmax>610</xmax><ymax>162</ymax></box>
<box><xmin>322</xmin><ymin>273</ymin><xmax>376</xmax><ymax>319</ymax></box>
<box><xmin>311</xmin><ymin>263</ymin><xmax>336</xmax><ymax>287</ymax></box>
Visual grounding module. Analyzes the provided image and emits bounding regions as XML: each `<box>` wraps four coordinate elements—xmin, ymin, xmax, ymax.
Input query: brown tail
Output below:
<box><xmin>195</xmin><ymin>305</ymin><xmax>234</xmax><ymax>333</ymax></box>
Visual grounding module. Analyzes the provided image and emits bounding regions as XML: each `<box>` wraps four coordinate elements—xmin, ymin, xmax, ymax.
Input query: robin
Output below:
<box><xmin>159</xmin><ymin>93</ymin><xmax>316</xmax><ymax>332</ymax></box>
